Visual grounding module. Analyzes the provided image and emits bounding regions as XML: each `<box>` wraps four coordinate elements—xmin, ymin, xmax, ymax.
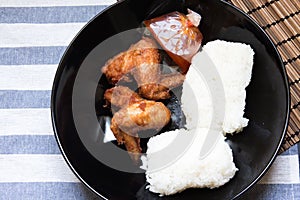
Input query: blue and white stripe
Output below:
<box><xmin>0</xmin><ymin>1</ymin><xmax>299</xmax><ymax>199</ymax></box>
<box><xmin>0</xmin><ymin>1</ymin><xmax>114</xmax><ymax>199</ymax></box>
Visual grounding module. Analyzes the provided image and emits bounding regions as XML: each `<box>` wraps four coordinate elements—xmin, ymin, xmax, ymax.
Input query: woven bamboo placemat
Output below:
<box><xmin>226</xmin><ymin>0</ymin><xmax>300</xmax><ymax>152</ymax></box>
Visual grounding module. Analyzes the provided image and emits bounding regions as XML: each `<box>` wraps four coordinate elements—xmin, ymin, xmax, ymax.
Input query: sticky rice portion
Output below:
<box><xmin>202</xmin><ymin>40</ymin><xmax>254</xmax><ymax>134</ymax></box>
<box><xmin>182</xmin><ymin>40</ymin><xmax>254</xmax><ymax>134</ymax></box>
<box><xmin>145</xmin><ymin>128</ymin><xmax>237</xmax><ymax>195</ymax></box>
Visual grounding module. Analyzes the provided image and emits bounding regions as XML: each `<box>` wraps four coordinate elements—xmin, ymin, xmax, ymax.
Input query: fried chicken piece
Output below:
<box><xmin>104</xmin><ymin>86</ymin><xmax>142</xmax><ymax>108</ymax></box>
<box><xmin>112</xmin><ymin>100</ymin><xmax>171</xmax><ymax>133</ymax></box>
<box><xmin>136</xmin><ymin>73</ymin><xmax>186</xmax><ymax>100</ymax></box>
<box><xmin>102</xmin><ymin>37</ymin><xmax>185</xmax><ymax>100</ymax></box>
<box><xmin>129</xmin><ymin>51</ymin><xmax>185</xmax><ymax>100</ymax></box>
<box><xmin>111</xmin><ymin>100</ymin><xmax>171</xmax><ymax>162</ymax></box>
<box><xmin>101</xmin><ymin>37</ymin><xmax>160</xmax><ymax>84</ymax></box>
<box><xmin>160</xmin><ymin>73</ymin><xmax>186</xmax><ymax>88</ymax></box>
<box><xmin>106</xmin><ymin>86</ymin><xmax>171</xmax><ymax>163</ymax></box>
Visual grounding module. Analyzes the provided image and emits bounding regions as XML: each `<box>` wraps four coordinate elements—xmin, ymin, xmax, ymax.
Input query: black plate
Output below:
<box><xmin>51</xmin><ymin>0</ymin><xmax>290</xmax><ymax>199</ymax></box>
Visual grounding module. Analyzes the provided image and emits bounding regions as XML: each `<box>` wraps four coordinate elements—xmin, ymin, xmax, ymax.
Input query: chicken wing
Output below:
<box><xmin>102</xmin><ymin>37</ymin><xmax>185</xmax><ymax>100</ymax></box>
<box><xmin>101</xmin><ymin>37</ymin><xmax>160</xmax><ymax>84</ymax></box>
<box><xmin>135</xmin><ymin>72</ymin><xmax>186</xmax><ymax>100</ymax></box>
<box><xmin>104</xmin><ymin>85</ymin><xmax>142</xmax><ymax>108</ymax></box>
<box><xmin>106</xmin><ymin>86</ymin><xmax>171</xmax><ymax>163</ymax></box>
<box><xmin>111</xmin><ymin>100</ymin><xmax>171</xmax><ymax>133</ymax></box>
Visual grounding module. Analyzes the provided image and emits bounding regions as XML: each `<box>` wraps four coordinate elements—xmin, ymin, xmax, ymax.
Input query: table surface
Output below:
<box><xmin>0</xmin><ymin>0</ymin><xmax>299</xmax><ymax>199</ymax></box>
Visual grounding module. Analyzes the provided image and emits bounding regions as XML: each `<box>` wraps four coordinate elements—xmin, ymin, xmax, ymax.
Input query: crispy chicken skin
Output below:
<box><xmin>110</xmin><ymin>100</ymin><xmax>171</xmax><ymax>162</ymax></box>
<box><xmin>104</xmin><ymin>86</ymin><xmax>142</xmax><ymax>108</ymax></box>
<box><xmin>111</xmin><ymin>100</ymin><xmax>171</xmax><ymax>133</ymax></box>
<box><xmin>105</xmin><ymin>86</ymin><xmax>171</xmax><ymax>162</ymax></box>
<box><xmin>101</xmin><ymin>37</ymin><xmax>160</xmax><ymax>84</ymax></box>
<box><xmin>137</xmin><ymin>73</ymin><xmax>186</xmax><ymax>100</ymax></box>
<box><xmin>102</xmin><ymin>37</ymin><xmax>185</xmax><ymax>100</ymax></box>
<box><xmin>160</xmin><ymin>73</ymin><xmax>186</xmax><ymax>89</ymax></box>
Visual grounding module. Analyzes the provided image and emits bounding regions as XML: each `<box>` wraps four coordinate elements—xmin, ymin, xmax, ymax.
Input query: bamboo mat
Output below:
<box><xmin>226</xmin><ymin>0</ymin><xmax>300</xmax><ymax>152</ymax></box>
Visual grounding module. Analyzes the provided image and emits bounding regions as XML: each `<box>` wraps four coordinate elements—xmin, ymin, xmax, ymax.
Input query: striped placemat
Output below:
<box><xmin>227</xmin><ymin>0</ymin><xmax>300</xmax><ymax>152</ymax></box>
<box><xmin>0</xmin><ymin>0</ymin><xmax>299</xmax><ymax>199</ymax></box>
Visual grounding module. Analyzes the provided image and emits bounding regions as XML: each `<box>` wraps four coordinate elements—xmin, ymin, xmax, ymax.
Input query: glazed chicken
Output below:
<box><xmin>102</xmin><ymin>37</ymin><xmax>159</xmax><ymax>85</ymax></box>
<box><xmin>105</xmin><ymin>86</ymin><xmax>171</xmax><ymax>162</ymax></box>
<box><xmin>101</xmin><ymin>37</ymin><xmax>185</xmax><ymax>100</ymax></box>
<box><xmin>104</xmin><ymin>85</ymin><xmax>142</xmax><ymax>108</ymax></box>
<box><xmin>134</xmin><ymin>71</ymin><xmax>186</xmax><ymax>100</ymax></box>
